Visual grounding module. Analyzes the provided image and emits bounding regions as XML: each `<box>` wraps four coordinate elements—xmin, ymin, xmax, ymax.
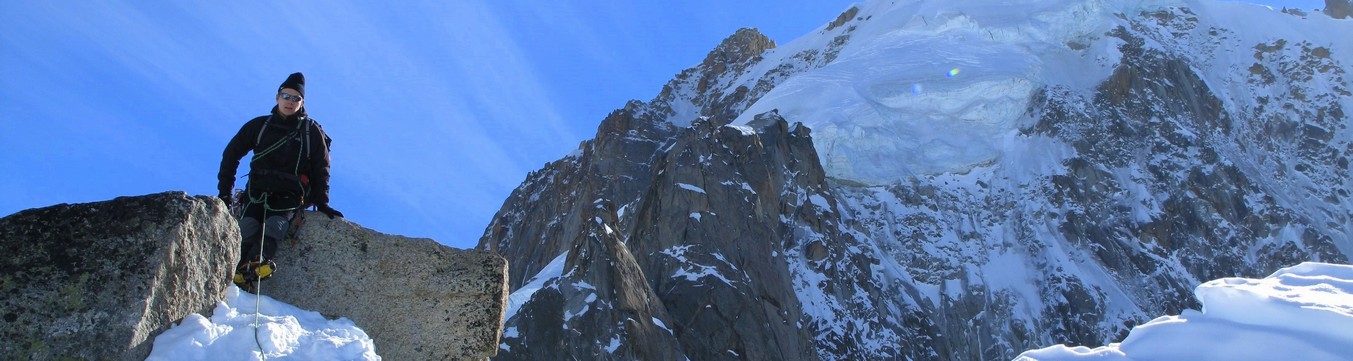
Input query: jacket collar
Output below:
<box><xmin>269</xmin><ymin>105</ymin><xmax>308</xmax><ymax>123</ymax></box>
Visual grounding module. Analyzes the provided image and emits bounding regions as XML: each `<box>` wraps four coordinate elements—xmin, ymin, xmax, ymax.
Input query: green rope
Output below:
<box><xmin>251</xmin><ymin>119</ymin><xmax>301</xmax><ymax>163</ymax></box>
<box><xmin>250</xmin><ymin>129</ymin><xmax>298</xmax><ymax>164</ymax></box>
<box><xmin>248</xmin><ymin>190</ymin><xmax>301</xmax><ymax>213</ymax></box>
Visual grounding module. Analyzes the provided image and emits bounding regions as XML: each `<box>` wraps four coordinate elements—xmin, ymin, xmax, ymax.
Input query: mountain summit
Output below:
<box><xmin>479</xmin><ymin>0</ymin><xmax>1351</xmax><ymax>359</ymax></box>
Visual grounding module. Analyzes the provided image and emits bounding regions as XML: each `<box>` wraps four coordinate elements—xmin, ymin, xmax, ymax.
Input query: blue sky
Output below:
<box><xmin>0</xmin><ymin>0</ymin><xmax>1327</xmax><ymax>250</ymax></box>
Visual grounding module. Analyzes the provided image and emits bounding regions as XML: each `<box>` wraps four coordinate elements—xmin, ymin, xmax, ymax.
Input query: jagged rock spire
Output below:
<box><xmin>1326</xmin><ymin>0</ymin><xmax>1352</xmax><ymax>18</ymax></box>
<box><xmin>701</xmin><ymin>28</ymin><xmax>775</xmax><ymax>69</ymax></box>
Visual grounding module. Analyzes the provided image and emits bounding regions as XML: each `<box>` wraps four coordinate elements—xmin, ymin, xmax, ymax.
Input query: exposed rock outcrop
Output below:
<box><xmin>1326</xmin><ymin>0</ymin><xmax>1352</xmax><ymax>19</ymax></box>
<box><xmin>498</xmin><ymin>199</ymin><xmax>682</xmax><ymax>360</ymax></box>
<box><xmin>657</xmin><ymin>28</ymin><xmax>782</xmax><ymax>125</ymax></box>
<box><xmin>266</xmin><ymin>213</ymin><xmax>509</xmax><ymax>361</ymax></box>
<box><xmin>0</xmin><ymin>192</ymin><xmax>236</xmax><ymax>361</ymax></box>
<box><xmin>624</xmin><ymin>112</ymin><xmax>909</xmax><ymax>360</ymax></box>
<box><xmin>0</xmin><ymin>192</ymin><xmax>509</xmax><ymax>361</ymax></box>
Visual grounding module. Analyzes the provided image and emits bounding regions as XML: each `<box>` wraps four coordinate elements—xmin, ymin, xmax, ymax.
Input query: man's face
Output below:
<box><xmin>276</xmin><ymin>89</ymin><xmax>304</xmax><ymax>116</ymax></box>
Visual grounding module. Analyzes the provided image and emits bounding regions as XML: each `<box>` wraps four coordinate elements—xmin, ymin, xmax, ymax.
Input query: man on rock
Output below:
<box><xmin>217</xmin><ymin>72</ymin><xmax>343</xmax><ymax>291</ymax></box>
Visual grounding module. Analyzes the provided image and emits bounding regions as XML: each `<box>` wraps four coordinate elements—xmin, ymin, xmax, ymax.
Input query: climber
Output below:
<box><xmin>217</xmin><ymin>72</ymin><xmax>343</xmax><ymax>291</ymax></box>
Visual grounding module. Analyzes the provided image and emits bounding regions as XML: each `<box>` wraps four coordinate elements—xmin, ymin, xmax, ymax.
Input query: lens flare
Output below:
<box><xmin>912</xmin><ymin>83</ymin><xmax>924</xmax><ymax>94</ymax></box>
<box><xmin>948</xmin><ymin>68</ymin><xmax>961</xmax><ymax>77</ymax></box>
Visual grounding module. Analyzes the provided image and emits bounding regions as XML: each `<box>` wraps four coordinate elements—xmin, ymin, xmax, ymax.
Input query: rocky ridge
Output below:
<box><xmin>1</xmin><ymin>192</ymin><xmax>508</xmax><ymax>360</ymax></box>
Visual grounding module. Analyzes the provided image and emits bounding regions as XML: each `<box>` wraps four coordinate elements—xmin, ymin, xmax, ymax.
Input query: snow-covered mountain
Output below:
<box><xmin>478</xmin><ymin>0</ymin><xmax>1351</xmax><ymax>359</ymax></box>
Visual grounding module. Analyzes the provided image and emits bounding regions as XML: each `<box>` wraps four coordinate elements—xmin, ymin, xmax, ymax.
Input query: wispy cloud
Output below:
<box><xmin>0</xmin><ymin>1</ymin><xmax>576</xmax><ymax>246</ymax></box>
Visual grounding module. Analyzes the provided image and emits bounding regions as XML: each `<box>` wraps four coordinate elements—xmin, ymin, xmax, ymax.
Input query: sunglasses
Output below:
<box><xmin>279</xmin><ymin>93</ymin><xmax>303</xmax><ymax>102</ymax></box>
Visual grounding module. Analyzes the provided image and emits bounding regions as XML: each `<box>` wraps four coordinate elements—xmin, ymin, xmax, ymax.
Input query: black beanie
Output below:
<box><xmin>278</xmin><ymin>72</ymin><xmax>305</xmax><ymax>97</ymax></box>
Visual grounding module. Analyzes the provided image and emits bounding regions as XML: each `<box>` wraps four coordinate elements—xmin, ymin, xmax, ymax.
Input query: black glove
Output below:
<box><xmin>219</xmin><ymin>194</ymin><xmax>232</xmax><ymax>207</ymax></box>
<box><xmin>316</xmin><ymin>204</ymin><xmax>343</xmax><ymax>219</ymax></box>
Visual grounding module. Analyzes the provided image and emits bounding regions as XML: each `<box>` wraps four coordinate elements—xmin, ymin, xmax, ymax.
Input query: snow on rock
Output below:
<box><xmin>1017</xmin><ymin>262</ymin><xmax>1353</xmax><ymax>361</ymax></box>
<box><xmin>677</xmin><ymin>182</ymin><xmax>708</xmax><ymax>194</ymax></box>
<box><xmin>661</xmin><ymin>245</ymin><xmax>737</xmax><ymax>286</ymax></box>
<box><xmin>503</xmin><ymin>252</ymin><xmax>570</xmax><ymax>323</ymax></box>
<box><xmin>147</xmin><ymin>285</ymin><xmax>379</xmax><ymax>361</ymax></box>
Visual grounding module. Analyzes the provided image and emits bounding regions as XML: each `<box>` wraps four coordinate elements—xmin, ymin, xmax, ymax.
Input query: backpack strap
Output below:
<box><xmin>255</xmin><ymin>114</ymin><xmax>274</xmax><ymax>147</ymax></box>
<box><xmin>304</xmin><ymin>117</ymin><xmax>313</xmax><ymax>160</ymax></box>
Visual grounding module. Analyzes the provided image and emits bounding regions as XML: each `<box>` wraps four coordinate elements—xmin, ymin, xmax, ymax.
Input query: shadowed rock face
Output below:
<box><xmin>494</xmin><ymin>112</ymin><xmax>830</xmax><ymax>360</ymax></box>
<box><xmin>265</xmin><ymin>212</ymin><xmax>509</xmax><ymax>361</ymax></box>
<box><xmin>0</xmin><ymin>192</ymin><xmax>510</xmax><ymax>361</ymax></box>
<box><xmin>0</xmin><ymin>191</ymin><xmax>235</xmax><ymax>361</ymax></box>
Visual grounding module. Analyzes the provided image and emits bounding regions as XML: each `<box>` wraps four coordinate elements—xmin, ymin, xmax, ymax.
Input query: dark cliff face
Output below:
<box><xmin>628</xmin><ymin>115</ymin><xmax>818</xmax><ymax>360</ymax></box>
<box><xmin>480</xmin><ymin>4</ymin><xmax>1350</xmax><ymax>361</ymax></box>
<box><xmin>489</xmin><ymin>108</ymin><xmax>942</xmax><ymax>360</ymax></box>
<box><xmin>479</xmin><ymin>28</ymin><xmax>785</xmax><ymax>293</ymax></box>
<box><xmin>492</xmin><ymin>110</ymin><xmax>851</xmax><ymax>360</ymax></box>
<box><xmin>480</xmin><ymin>23</ymin><xmax>891</xmax><ymax>360</ymax></box>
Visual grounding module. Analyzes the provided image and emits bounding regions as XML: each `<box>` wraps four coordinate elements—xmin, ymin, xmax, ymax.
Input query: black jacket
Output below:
<box><xmin>218</xmin><ymin>106</ymin><xmax>332</xmax><ymax>206</ymax></box>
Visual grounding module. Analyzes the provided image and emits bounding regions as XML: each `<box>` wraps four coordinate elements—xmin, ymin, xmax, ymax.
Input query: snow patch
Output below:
<box><xmin>661</xmin><ymin>246</ymin><xmax>736</xmax><ymax>286</ymax></box>
<box><xmin>147</xmin><ymin>286</ymin><xmax>378</xmax><ymax>360</ymax></box>
<box><xmin>504</xmin><ymin>252</ymin><xmax>569</xmax><ymax>322</ymax></box>
<box><xmin>677</xmin><ymin>182</ymin><xmax>707</xmax><ymax>194</ymax></box>
<box><xmin>726</xmin><ymin>124</ymin><xmax>757</xmax><ymax>136</ymax></box>
<box><xmin>807</xmin><ymin>194</ymin><xmax>831</xmax><ymax>211</ymax></box>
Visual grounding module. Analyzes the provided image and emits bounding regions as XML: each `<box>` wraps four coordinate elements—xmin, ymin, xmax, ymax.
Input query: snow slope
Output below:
<box><xmin>1018</xmin><ymin>262</ymin><xmax>1353</xmax><ymax>361</ymax></box>
<box><xmin>734</xmin><ymin>0</ymin><xmax>1351</xmax><ymax>186</ymax></box>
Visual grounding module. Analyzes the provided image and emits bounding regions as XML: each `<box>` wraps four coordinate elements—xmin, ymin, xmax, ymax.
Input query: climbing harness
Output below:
<box><xmin>251</xmin><ymin>114</ymin><xmax>316</xmax><ymax>194</ymax></box>
<box><xmin>286</xmin><ymin>211</ymin><xmax>307</xmax><ymax>246</ymax></box>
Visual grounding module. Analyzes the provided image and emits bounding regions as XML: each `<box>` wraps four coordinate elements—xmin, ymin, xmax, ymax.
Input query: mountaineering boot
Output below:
<box><xmin>254</xmin><ymin>260</ymin><xmax>276</xmax><ymax>280</ymax></box>
<box><xmin>233</xmin><ymin>268</ymin><xmax>256</xmax><ymax>293</ymax></box>
<box><xmin>232</xmin><ymin>259</ymin><xmax>278</xmax><ymax>293</ymax></box>
<box><xmin>234</xmin><ymin>276</ymin><xmax>256</xmax><ymax>294</ymax></box>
